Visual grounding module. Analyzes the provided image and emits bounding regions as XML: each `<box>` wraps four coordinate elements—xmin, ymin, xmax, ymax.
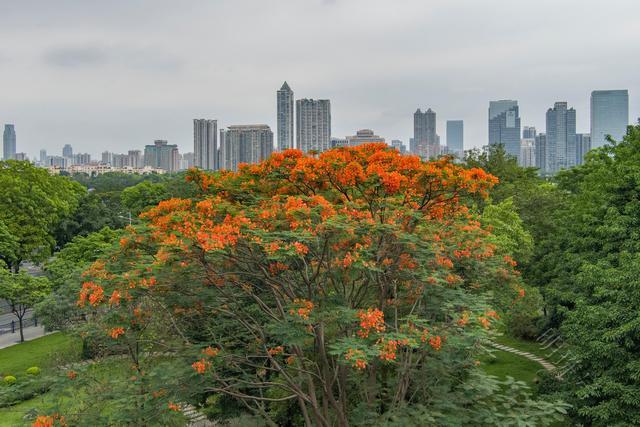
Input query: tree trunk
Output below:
<box><xmin>18</xmin><ymin>315</ymin><xmax>24</xmax><ymax>342</ymax></box>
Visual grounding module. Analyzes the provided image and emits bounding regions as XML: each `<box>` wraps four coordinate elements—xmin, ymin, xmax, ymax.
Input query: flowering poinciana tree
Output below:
<box><xmin>71</xmin><ymin>144</ymin><xmax>566</xmax><ymax>426</ymax></box>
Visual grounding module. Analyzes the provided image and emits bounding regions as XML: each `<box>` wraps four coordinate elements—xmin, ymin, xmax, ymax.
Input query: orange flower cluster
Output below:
<box><xmin>289</xmin><ymin>299</ymin><xmax>314</xmax><ymax>320</ymax></box>
<box><xmin>429</xmin><ymin>335</ymin><xmax>442</xmax><ymax>351</ymax></box>
<box><xmin>378</xmin><ymin>339</ymin><xmax>399</xmax><ymax>362</ymax></box>
<box><xmin>268</xmin><ymin>346</ymin><xmax>284</xmax><ymax>356</ymax></box>
<box><xmin>191</xmin><ymin>358</ymin><xmax>211</xmax><ymax>374</ymax></box>
<box><xmin>345</xmin><ymin>348</ymin><xmax>367</xmax><ymax>370</ymax></box>
<box><xmin>109</xmin><ymin>327</ymin><xmax>125</xmax><ymax>339</ymax></box>
<box><xmin>291</xmin><ymin>241</ymin><xmax>309</xmax><ymax>256</ymax></box>
<box><xmin>168</xmin><ymin>402</ymin><xmax>181</xmax><ymax>412</ymax></box>
<box><xmin>356</xmin><ymin>308</ymin><xmax>385</xmax><ymax>338</ymax></box>
<box><xmin>108</xmin><ymin>290</ymin><xmax>121</xmax><ymax>306</ymax></box>
<box><xmin>32</xmin><ymin>414</ymin><xmax>66</xmax><ymax>427</ymax></box>
<box><xmin>398</xmin><ymin>253</ymin><xmax>417</xmax><ymax>270</ymax></box>
<box><xmin>503</xmin><ymin>255</ymin><xmax>518</xmax><ymax>267</ymax></box>
<box><xmin>202</xmin><ymin>346</ymin><xmax>220</xmax><ymax>357</ymax></box>
<box><xmin>66</xmin><ymin>370</ymin><xmax>77</xmax><ymax>380</ymax></box>
<box><xmin>78</xmin><ymin>281</ymin><xmax>104</xmax><ymax>307</ymax></box>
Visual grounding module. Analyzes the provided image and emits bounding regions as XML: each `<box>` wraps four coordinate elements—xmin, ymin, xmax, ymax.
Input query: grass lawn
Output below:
<box><xmin>0</xmin><ymin>333</ymin><xmax>82</xmax><ymax>426</ymax></box>
<box><xmin>0</xmin><ymin>333</ymin><xmax>82</xmax><ymax>380</ymax></box>
<box><xmin>480</xmin><ymin>349</ymin><xmax>543</xmax><ymax>386</ymax></box>
<box><xmin>494</xmin><ymin>334</ymin><xmax>566</xmax><ymax>365</ymax></box>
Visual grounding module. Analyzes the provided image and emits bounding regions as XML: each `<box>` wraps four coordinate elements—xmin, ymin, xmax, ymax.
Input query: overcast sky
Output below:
<box><xmin>1</xmin><ymin>0</ymin><xmax>638</xmax><ymax>159</ymax></box>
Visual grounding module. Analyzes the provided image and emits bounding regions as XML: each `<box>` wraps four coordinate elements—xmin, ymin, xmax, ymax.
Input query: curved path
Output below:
<box><xmin>489</xmin><ymin>341</ymin><xmax>556</xmax><ymax>372</ymax></box>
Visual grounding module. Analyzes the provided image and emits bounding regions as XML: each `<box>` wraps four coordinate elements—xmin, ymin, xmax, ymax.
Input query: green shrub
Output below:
<box><xmin>26</xmin><ymin>366</ymin><xmax>41</xmax><ymax>376</ymax></box>
<box><xmin>0</xmin><ymin>377</ymin><xmax>53</xmax><ymax>407</ymax></box>
<box><xmin>3</xmin><ymin>376</ymin><xmax>16</xmax><ymax>386</ymax></box>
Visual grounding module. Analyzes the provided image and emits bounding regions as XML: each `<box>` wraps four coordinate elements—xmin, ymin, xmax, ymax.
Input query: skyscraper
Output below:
<box><xmin>523</xmin><ymin>126</ymin><xmax>537</xmax><ymax>139</ymax></box>
<box><xmin>590</xmin><ymin>90</ymin><xmax>629</xmax><ymax>148</ymax></box>
<box><xmin>3</xmin><ymin>125</ymin><xmax>16</xmax><ymax>160</ymax></box>
<box><xmin>575</xmin><ymin>133</ymin><xmax>591</xmax><ymax>166</ymax></box>
<box><xmin>277</xmin><ymin>82</ymin><xmax>294</xmax><ymax>151</ymax></box>
<box><xmin>296</xmin><ymin>99</ymin><xmax>331</xmax><ymax>153</ymax></box>
<box><xmin>545</xmin><ymin>102</ymin><xmax>576</xmax><ymax>173</ymax></box>
<box><xmin>390</xmin><ymin>140</ymin><xmax>406</xmax><ymax>154</ymax></box>
<box><xmin>488</xmin><ymin>100</ymin><xmax>521</xmax><ymax>160</ymax></box>
<box><xmin>39</xmin><ymin>149</ymin><xmax>47</xmax><ymax>164</ymax></box>
<box><xmin>520</xmin><ymin>139</ymin><xmax>535</xmax><ymax>168</ymax></box>
<box><xmin>62</xmin><ymin>144</ymin><xmax>73</xmax><ymax>158</ymax></box>
<box><xmin>220</xmin><ymin>125</ymin><xmax>274</xmax><ymax>171</ymax></box>
<box><xmin>446</xmin><ymin>120</ymin><xmax>464</xmax><ymax>157</ymax></box>
<box><xmin>128</xmin><ymin>150</ymin><xmax>143</xmax><ymax>168</ymax></box>
<box><xmin>144</xmin><ymin>140</ymin><xmax>179</xmax><ymax>172</ymax></box>
<box><xmin>413</xmin><ymin>108</ymin><xmax>437</xmax><ymax>158</ymax></box>
<box><xmin>535</xmin><ymin>133</ymin><xmax>547</xmax><ymax>174</ymax></box>
<box><xmin>193</xmin><ymin>119</ymin><xmax>218</xmax><ymax>170</ymax></box>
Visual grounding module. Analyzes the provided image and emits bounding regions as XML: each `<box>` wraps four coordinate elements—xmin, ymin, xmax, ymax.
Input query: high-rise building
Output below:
<box><xmin>590</xmin><ymin>90</ymin><xmax>629</xmax><ymax>148</ymax></box>
<box><xmin>47</xmin><ymin>156</ymin><xmax>67</xmax><ymax>168</ymax></box>
<box><xmin>535</xmin><ymin>133</ymin><xmax>547</xmax><ymax>173</ymax></box>
<box><xmin>3</xmin><ymin>125</ymin><xmax>16</xmax><ymax>160</ymax></box>
<box><xmin>414</xmin><ymin>108</ymin><xmax>437</xmax><ymax>158</ymax></box>
<box><xmin>73</xmin><ymin>153</ymin><xmax>92</xmax><ymax>165</ymax></box>
<box><xmin>277</xmin><ymin>82</ymin><xmax>294</xmax><ymax>151</ymax></box>
<box><xmin>390</xmin><ymin>140</ymin><xmax>406</xmax><ymax>154</ymax></box>
<box><xmin>39</xmin><ymin>149</ymin><xmax>47</xmax><ymax>164</ymax></box>
<box><xmin>15</xmin><ymin>152</ymin><xmax>28</xmax><ymax>161</ymax></box>
<box><xmin>575</xmin><ymin>133</ymin><xmax>591</xmax><ymax>166</ymax></box>
<box><xmin>179</xmin><ymin>152</ymin><xmax>195</xmax><ymax>170</ymax></box>
<box><xmin>296</xmin><ymin>99</ymin><xmax>331</xmax><ymax>153</ymax></box>
<box><xmin>101</xmin><ymin>151</ymin><xmax>112</xmax><ymax>165</ymax></box>
<box><xmin>488</xmin><ymin>100</ymin><xmax>521</xmax><ymax>160</ymax></box>
<box><xmin>62</xmin><ymin>144</ymin><xmax>73</xmax><ymax>158</ymax></box>
<box><xmin>128</xmin><ymin>150</ymin><xmax>143</xmax><ymax>168</ymax></box>
<box><xmin>111</xmin><ymin>153</ymin><xmax>129</xmax><ymax>168</ymax></box>
<box><xmin>346</xmin><ymin>129</ymin><xmax>385</xmax><ymax>146</ymax></box>
<box><xmin>523</xmin><ymin>126</ymin><xmax>537</xmax><ymax>139</ymax></box>
<box><xmin>144</xmin><ymin>140</ymin><xmax>179</xmax><ymax>172</ymax></box>
<box><xmin>220</xmin><ymin>125</ymin><xmax>274</xmax><ymax>171</ymax></box>
<box><xmin>446</xmin><ymin>120</ymin><xmax>464</xmax><ymax>157</ymax></box>
<box><xmin>545</xmin><ymin>102</ymin><xmax>576</xmax><ymax>174</ymax></box>
<box><xmin>193</xmin><ymin>119</ymin><xmax>218</xmax><ymax>170</ymax></box>
<box><xmin>520</xmin><ymin>139</ymin><xmax>535</xmax><ymax>168</ymax></box>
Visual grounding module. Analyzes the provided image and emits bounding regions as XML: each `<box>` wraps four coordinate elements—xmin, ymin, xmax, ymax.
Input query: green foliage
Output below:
<box><xmin>532</xmin><ymin>124</ymin><xmax>640</xmax><ymax>424</ymax></box>
<box><xmin>3</xmin><ymin>376</ymin><xmax>16</xmax><ymax>386</ymax></box>
<box><xmin>26</xmin><ymin>367</ymin><xmax>41</xmax><ymax>376</ymax></box>
<box><xmin>53</xmin><ymin>192</ymin><xmax>126</xmax><ymax>248</ymax></box>
<box><xmin>121</xmin><ymin>180</ymin><xmax>170</xmax><ymax>215</ymax></box>
<box><xmin>0</xmin><ymin>160</ymin><xmax>85</xmax><ymax>270</ymax></box>
<box><xmin>37</xmin><ymin>228</ymin><xmax>119</xmax><ymax>331</ymax></box>
<box><xmin>502</xmin><ymin>286</ymin><xmax>544</xmax><ymax>339</ymax></box>
<box><xmin>482</xmin><ymin>197</ymin><xmax>534</xmax><ymax>264</ymax></box>
<box><xmin>0</xmin><ymin>220</ymin><xmax>19</xmax><ymax>269</ymax></box>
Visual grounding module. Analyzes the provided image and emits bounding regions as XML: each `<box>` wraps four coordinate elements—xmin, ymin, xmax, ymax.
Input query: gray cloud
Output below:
<box><xmin>0</xmin><ymin>0</ymin><xmax>638</xmax><ymax>159</ymax></box>
<box><xmin>44</xmin><ymin>45</ymin><xmax>108</xmax><ymax>67</ymax></box>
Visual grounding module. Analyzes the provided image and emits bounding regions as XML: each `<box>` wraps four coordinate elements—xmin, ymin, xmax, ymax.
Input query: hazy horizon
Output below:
<box><xmin>1</xmin><ymin>0</ymin><xmax>639</xmax><ymax>159</ymax></box>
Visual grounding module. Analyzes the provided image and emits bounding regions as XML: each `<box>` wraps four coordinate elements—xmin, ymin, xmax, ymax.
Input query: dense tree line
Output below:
<box><xmin>5</xmin><ymin>125</ymin><xmax>640</xmax><ymax>425</ymax></box>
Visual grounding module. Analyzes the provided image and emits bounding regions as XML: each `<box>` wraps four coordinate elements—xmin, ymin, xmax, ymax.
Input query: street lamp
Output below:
<box><xmin>118</xmin><ymin>211</ymin><xmax>132</xmax><ymax>226</ymax></box>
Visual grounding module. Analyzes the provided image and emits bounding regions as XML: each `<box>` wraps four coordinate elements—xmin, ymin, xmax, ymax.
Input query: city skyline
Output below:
<box><xmin>1</xmin><ymin>1</ymin><xmax>638</xmax><ymax>158</ymax></box>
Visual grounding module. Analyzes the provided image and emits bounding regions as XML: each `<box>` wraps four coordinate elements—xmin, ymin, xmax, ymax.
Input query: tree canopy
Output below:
<box><xmin>0</xmin><ymin>161</ymin><xmax>85</xmax><ymax>271</ymax></box>
<box><xmin>60</xmin><ymin>144</ymin><xmax>566</xmax><ymax>426</ymax></box>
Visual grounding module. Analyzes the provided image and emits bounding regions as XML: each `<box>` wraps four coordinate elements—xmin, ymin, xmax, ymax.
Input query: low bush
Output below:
<box><xmin>26</xmin><ymin>366</ymin><xmax>41</xmax><ymax>376</ymax></box>
<box><xmin>3</xmin><ymin>376</ymin><xmax>16</xmax><ymax>386</ymax></box>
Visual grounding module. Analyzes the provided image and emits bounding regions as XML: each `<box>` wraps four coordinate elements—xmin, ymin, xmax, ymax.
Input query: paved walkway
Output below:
<box><xmin>490</xmin><ymin>341</ymin><xmax>556</xmax><ymax>371</ymax></box>
<box><xmin>0</xmin><ymin>325</ymin><xmax>52</xmax><ymax>349</ymax></box>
